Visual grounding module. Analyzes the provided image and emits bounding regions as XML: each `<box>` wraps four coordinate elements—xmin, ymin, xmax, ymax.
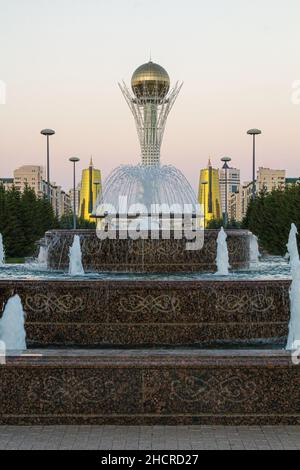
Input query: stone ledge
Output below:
<box><xmin>0</xmin><ymin>279</ymin><xmax>291</xmax><ymax>346</ymax></box>
<box><xmin>45</xmin><ymin>229</ymin><xmax>251</xmax><ymax>273</ymax></box>
<box><xmin>0</xmin><ymin>349</ymin><xmax>299</xmax><ymax>425</ymax></box>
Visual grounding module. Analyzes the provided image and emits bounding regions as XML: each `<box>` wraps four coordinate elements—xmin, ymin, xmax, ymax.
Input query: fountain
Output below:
<box><xmin>286</xmin><ymin>224</ymin><xmax>300</xmax><ymax>350</ymax></box>
<box><xmin>99</xmin><ymin>164</ymin><xmax>197</xmax><ymax>213</ymax></box>
<box><xmin>0</xmin><ymin>61</ymin><xmax>298</xmax><ymax>426</ymax></box>
<box><xmin>37</xmin><ymin>245</ymin><xmax>48</xmax><ymax>267</ymax></box>
<box><xmin>0</xmin><ymin>234</ymin><xmax>5</xmax><ymax>265</ymax></box>
<box><xmin>45</xmin><ymin>60</ymin><xmax>252</xmax><ymax>273</ymax></box>
<box><xmin>68</xmin><ymin>235</ymin><xmax>84</xmax><ymax>276</ymax></box>
<box><xmin>215</xmin><ymin>227</ymin><xmax>230</xmax><ymax>275</ymax></box>
<box><xmin>287</xmin><ymin>223</ymin><xmax>299</xmax><ymax>273</ymax></box>
<box><xmin>250</xmin><ymin>233</ymin><xmax>261</xmax><ymax>264</ymax></box>
<box><xmin>0</xmin><ymin>294</ymin><xmax>26</xmax><ymax>350</ymax></box>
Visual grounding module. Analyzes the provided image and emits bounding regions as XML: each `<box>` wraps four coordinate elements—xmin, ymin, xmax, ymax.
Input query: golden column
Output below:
<box><xmin>79</xmin><ymin>158</ymin><xmax>102</xmax><ymax>221</ymax></box>
<box><xmin>198</xmin><ymin>158</ymin><xmax>222</xmax><ymax>227</ymax></box>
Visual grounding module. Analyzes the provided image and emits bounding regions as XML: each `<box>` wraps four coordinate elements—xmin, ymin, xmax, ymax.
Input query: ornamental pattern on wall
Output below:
<box><xmin>170</xmin><ymin>375</ymin><xmax>257</xmax><ymax>404</ymax></box>
<box><xmin>119</xmin><ymin>294</ymin><xmax>181</xmax><ymax>314</ymax></box>
<box><xmin>45</xmin><ymin>229</ymin><xmax>251</xmax><ymax>273</ymax></box>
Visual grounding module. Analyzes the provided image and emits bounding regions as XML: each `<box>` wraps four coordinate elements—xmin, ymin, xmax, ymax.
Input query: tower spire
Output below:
<box><xmin>89</xmin><ymin>156</ymin><xmax>93</xmax><ymax>167</ymax></box>
<box><xmin>119</xmin><ymin>61</ymin><xmax>182</xmax><ymax>166</ymax></box>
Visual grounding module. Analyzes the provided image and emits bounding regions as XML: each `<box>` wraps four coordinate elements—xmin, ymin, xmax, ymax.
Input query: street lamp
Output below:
<box><xmin>247</xmin><ymin>129</ymin><xmax>262</xmax><ymax>200</ymax></box>
<box><xmin>69</xmin><ymin>157</ymin><xmax>80</xmax><ymax>230</ymax></box>
<box><xmin>221</xmin><ymin>156</ymin><xmax>232</xmax><ymax>227</ymax></box>
<box><xmin>41</xmin><ymin>129</ymin><xmax>55</xmax><ymax>201</ymax></box>
<box><xmin>201</xmin><ymin>181</ymin><xmax>208</xmax><ymax>229</ymax></box>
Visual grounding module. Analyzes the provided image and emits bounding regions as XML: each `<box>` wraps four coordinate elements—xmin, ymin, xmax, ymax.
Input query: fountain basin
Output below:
<box><xmin>45</xmin><ymin>229</ymin><xmax>251</xmax><ymax>273</ymax></box>
<box><xmin>0</xmin><ymin>279</ymin><xmax>290</xmax><ymax>347</ymax></box>
<box><xmin>1</xmin><ymin>348</ymin><xmax>300</xmax><ymax>425</ymax></box>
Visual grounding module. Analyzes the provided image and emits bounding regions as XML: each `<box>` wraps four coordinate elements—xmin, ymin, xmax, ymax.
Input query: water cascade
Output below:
<box><xmin>0</xmin><ymin>294</ymin><xmax>27</xmax><ymax>350</ymax></box>
<box><xmin>0</xmin><ymin>234</ymin><xmax>5</xmax><ymax>265</ymax></box>
<box><xmin>96</xmin><ymin>164</ymin><xmax>197</xmax><ymax>216</ymax></box>
<box><xmin>37</xmin><ymin>246</ymin><xmax>48</xmax><ymax>267</ymax></box>
<box><xmin>215</xmin><ymin>227</ymin><xmax>230</xmax><ymax>276</ymax></box>
<box><xmin>286</xmin><ymin>224</ymin><xmax>300</xmax><ymax>350</ymax></box>
<box><xmin>69</xmin><ymin>235</ymin><xmax>85</xmax><ymax>276</ymax></box>
<box><xmin>250</xmin><ymin>233</ymin><xmax>261</xmax><ymax>264</ymax></box>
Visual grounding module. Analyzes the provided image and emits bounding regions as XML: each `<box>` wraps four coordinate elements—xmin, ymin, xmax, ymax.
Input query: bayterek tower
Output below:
<box><xmin>95</xmin><ymin>60</ymin><xmax>196</xmax><ymax>215</ymax></box>
<box><xmin>119</xmin><ymin>61</ymin><xmax>182</xmax><ymax>166</ymax></box>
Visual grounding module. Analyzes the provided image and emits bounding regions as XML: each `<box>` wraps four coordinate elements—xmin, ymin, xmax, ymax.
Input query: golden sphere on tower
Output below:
<box><xmin>131</xmin><ymin>61</ymin><xmax>170</xmax><ymax>99</ymax></box>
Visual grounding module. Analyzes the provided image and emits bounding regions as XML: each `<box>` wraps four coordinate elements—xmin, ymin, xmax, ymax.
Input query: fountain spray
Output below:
<box><xmin>0</xmin><ymin>234</ymin><xmax>5</xmax><ymax>265</ymax></box>
<box><xmin>286</xmin><ymin>224</ymin><xmax>300</xmax><ymax>350</ymax></box>
<box><xmin>215</xmin><ymin>227</ymin><xmax>230</xmax><ymax>276</ymax></box>
<box><xmin>250</xmin><ymin>233</ymin><xmax>261</xmax><ymax>264</ymax></box>
<box><xmin>0</xmin><ymin>294</ymin><xmax>27</xmax><ymax>350</ymax></box>
<box><xmin>69</xmin><ymin>235</ymin><xmax>85</xmax><ymax>276</ymax></box>
<box><xmin>37</xmin><ymin>245</ymin><xmax>48</xmax><ymax>267</ymax></box>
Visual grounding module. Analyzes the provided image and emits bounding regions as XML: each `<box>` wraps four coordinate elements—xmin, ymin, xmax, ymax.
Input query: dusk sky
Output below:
<box><xmin>0</xmin><ymin>0</ymin><xmax>300</xmax><ymax>192</ymax></box>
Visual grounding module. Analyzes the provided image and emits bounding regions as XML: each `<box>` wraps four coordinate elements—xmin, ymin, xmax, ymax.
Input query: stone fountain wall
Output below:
<box><xmin>1</xmin><ymin>349</ymin><xmax>300</xmax><ymax>425</ymax></box>
<box><xmin>45</xmin><ymin>229</ymin><xmax>251</xmax><ymax>273</ymax></box>
<box><xmin>0</xmin><ymin>278</ymin><xmax>294</xmax><ymax>425</ymax></box>
<box><xmin>0</xmin><ymin>279</ymin><xmax>290</xmax><ymax>347</ymax></box>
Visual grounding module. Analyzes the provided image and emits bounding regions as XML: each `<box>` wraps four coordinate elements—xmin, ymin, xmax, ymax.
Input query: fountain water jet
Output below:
<box><xmin>287</xmin><ymin>223</ymin><xmax>299</xmax><ymax>273</ymax></box>
<box><xmin>0</xmin><ymin>294</ymin><xmax>26</xmax><ymax>350</ymax></box>
<box><xmin>215</xmin><ymin>227</ymin><xmax>230</xmax><ymax>276</ymax></box>
<box><xmin>96</xmin><ymin>164</ymin><xmax>197</xmax><ymax>216</ymax></box>
<box><xmin>0</xmin><ymin>234</ymin><xmax>5</xmax><ymax>265</ymax></box>
<box><xmin>37</xmin><ymin>246</ymin><xmax>48</xmax><ymax>267</ymax></box>
<box><xmin>69</xmin><ymin>235</ymin><xmax>85</xmax><ymax>276</ymax></box>
<box><xmin>286</xmin><ymin>224</ymin><xmax>300</xmax><ymax>350</ymax></box>
<box><xmin>250</xmin><ymin>233</ymin><xmax>261</xmax><ymax>264</ymax></box>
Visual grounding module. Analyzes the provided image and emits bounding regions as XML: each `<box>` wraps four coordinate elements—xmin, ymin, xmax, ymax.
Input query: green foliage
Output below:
<box><xmin>242</xmin><ymin>185</ymin><xmax>300</xmax><ymax>255</ymax></box>
<box><xmin>59</xmin><ymin>214</ymin><xmax>96</xmax><ymax>229</ymax></box>
<box><xmin>207</xmin><ymin>218</ymin><xmax>242</xmax><ymax>229</ymax></box>
<box><xmin>6</xmin><ymin>258</ymin><xmax>25</xmax><ymax>264</ymax></box>
<box><xmin>227</xmin><ymin>218</ymin><xmax>243</xmax><ymax>229</ymax></box>
<box><xmin>0</xmin><ymin>184</ymin><xmax>58</xmax><ymax>258</ymax></box>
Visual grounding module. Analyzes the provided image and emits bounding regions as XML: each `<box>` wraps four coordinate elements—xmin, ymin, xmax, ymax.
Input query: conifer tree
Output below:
<box><xmin>243</xmin><ymin>185</ymin><xmax>300</xmax><ymax>255</ymax></box>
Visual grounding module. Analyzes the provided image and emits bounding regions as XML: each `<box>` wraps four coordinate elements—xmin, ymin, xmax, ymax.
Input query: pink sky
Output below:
<box><xmin>0</xmin><ymin>0</ymin><xmax>300</xmax><ymax>192</ymax></box>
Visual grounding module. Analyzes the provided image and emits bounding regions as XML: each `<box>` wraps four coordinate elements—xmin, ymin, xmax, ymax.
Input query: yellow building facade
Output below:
<box><xmin>198</xmin><ymin>159</ymin><xmax>222</xmax><ymax>227</ymax></box>
<box><xmin>79</xmin><ymin>159</ymin><xmax>102</xmax><ymax>221</ymax></box>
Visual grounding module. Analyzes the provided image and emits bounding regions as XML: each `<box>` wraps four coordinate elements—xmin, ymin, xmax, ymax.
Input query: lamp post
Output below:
<box><xmin>69</xmin><ymin>157</ymin><xmax>80</xmax><ymax>230</ymax></box>
<box><xmin>221</xmin><ymin>157</ymin><xmax>231</xmax><ymax>227</ymax></box>
<box><xmin>40</xmin><ymin>129</ymin><xmax>55</xmax><ymax>201</ymax></box>
<box><xmin>201</xmin><ymin>181</ymin><xmax>208</xmax><ymax>229</ymax></box>
<box><xmin>247</xmin><ymin>129</ymin><xmax>262</xmax><ymax>200</ymax></box>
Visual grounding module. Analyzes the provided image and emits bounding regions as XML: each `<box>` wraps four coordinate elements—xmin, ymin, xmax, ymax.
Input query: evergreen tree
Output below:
<box><xmin>20</xmin><ymin>185</ymin><xmax>39</xmax><ymax>255</ymax></box>
<box><xmin>3</xmin><ymin>187</ymin><xmax>27</xmax><ymax>257</ymax></box>
<box><xmin>243</xmin><ymin>185</ymin><xmax>300</xmax><ymax>255</ymax></box>
<box><xmin>0</xmin><ymin>184</ymin><xmax>8</xmax><ymax>235</ymax></box>
<box><xmin>206</xmin><ymin>218</ymin><xmax>242</xmax><ymax>229</ymax></box>
<box><xmin>36</xmin><ymin>195</ymin><xmax>58</xmax><ymax>235</ymax></box>
<box><xmin>0</xmin><ymin>186</ymin><xmax>59</xmax><ymax>258</ymax></box>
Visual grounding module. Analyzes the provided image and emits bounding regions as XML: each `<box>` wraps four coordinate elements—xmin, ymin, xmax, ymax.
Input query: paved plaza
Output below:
<box><xmin>0</xmin><ymin>425</ymin><xmax>300</xmax><ymax>450</ymax></box>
